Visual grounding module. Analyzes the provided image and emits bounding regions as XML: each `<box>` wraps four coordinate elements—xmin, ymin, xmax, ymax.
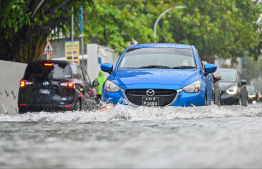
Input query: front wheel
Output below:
<box><xmin>243</xmin><ymin>97</ymin><xmax>248</xmax><ymax>107</ymax></box>
<box><xmin>238</xmin><ymin>97</ymin><xmax>242</xmax><ymax>105</ymax></box>
<box><xmin>240</xmin><ymin>96</ymin><xmax>248</xmax><ymax>107</ymax></box>
<box><xmin>74</xmin><ymin>98</ymin><xmax>82</xmax><ymax>111</ymax></box>
<box><xmin>19</xmin><ymin>107</ymin><xmax>28</xmax><ymax>114</ymax></box>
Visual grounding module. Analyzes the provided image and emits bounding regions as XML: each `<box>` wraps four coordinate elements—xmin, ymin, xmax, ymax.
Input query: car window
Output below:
<box><xmin>24</xmin><ymin>62</ymin><xmax>72</xmax><ymax>80</ymax></box>
<box><xmin>118</xmin><ymin>48</ymin><xmax>196</xmax><ymax>69</ymax></box>
<box><xmin>246</xmin><ymin>85</ymin><xmax>255</xmax><ymax>92</ymax></box>
<box><xmin>214</xmin><ymin>70</ymin><xmax>237</xmax><ymax>82</ymax></box>
<box><xmin>196</xmin><ymin>51</ymin><xmax>204</xmax><ymax>73</ymax></box>
<box><xmin>71</xmin><ymin>65</ymin><xmax>84</xmax><ymax>80</ymax></box>
<box><xmin>237</xmin><ymin>72</ymin><xmax>241</xmax><ymax>83</ymax></box>
<box><xmin>82</xmin><ymin>68</ymin><xmax>91</xmax><ymax>85</ymax></box>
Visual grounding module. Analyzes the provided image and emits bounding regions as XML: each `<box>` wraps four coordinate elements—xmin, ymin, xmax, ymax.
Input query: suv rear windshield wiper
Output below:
<box><xmin>139</xmin><ymin>65</ymin><xmax>172</xmax><ymax>69</ymax></box>
<box><xmin>171</xmin><ymin>66</ymin><xmax>196</xmax><ymax>69</ymax></box>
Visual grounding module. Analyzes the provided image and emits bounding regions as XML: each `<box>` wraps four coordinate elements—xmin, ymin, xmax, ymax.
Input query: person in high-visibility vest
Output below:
<box><xmin>93</xmin><ymin>71</ymin><xmax>106</xmax><ymax>100</ymax></box>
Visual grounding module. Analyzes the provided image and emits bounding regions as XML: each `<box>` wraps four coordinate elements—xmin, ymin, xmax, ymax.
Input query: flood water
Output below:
<box><xmin>1</xmin><ymin>103</ymin><xmax>262</xmax><ymax>168</ymax></box>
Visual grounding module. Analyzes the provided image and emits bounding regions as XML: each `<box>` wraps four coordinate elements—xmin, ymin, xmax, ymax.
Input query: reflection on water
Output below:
<box><xmin>0</xmin><ymin>103</ymin><xmax>262</xmax><ymax>168</ymax></box>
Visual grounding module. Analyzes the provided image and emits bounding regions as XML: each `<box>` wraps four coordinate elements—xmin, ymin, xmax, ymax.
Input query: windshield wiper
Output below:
<box><xmin>171</xmin><ymin>66</ymin><xmax>196</xmax><ymax>69</ymax></box>
<box><xmin>139</xmin><ymin>65</ymin><xmax>172</xmax><ymax>69</ymax></box>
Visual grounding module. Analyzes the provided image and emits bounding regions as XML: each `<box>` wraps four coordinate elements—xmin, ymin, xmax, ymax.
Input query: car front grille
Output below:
<box><xmin>124</xmin><ymin>89</ymin><xmax>177</xmax><ymax>106</ymax></box>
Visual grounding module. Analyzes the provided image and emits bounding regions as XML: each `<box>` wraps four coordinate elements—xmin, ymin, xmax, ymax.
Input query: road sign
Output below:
<box><xmin>42</xmin><ymin>41</ymin><xmax>56</xmax><ymax>55</ymax></box>
<box><xmin>65</xmin><ymin>41</ymin><xmax>80</xmax><ymax>64</ymax></box>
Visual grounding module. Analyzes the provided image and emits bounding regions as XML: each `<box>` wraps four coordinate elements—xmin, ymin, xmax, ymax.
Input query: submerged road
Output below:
<box><xmin>0</xmin><ymin>103</ymin><xmax>262</xmax><ymax>168</ymax></box>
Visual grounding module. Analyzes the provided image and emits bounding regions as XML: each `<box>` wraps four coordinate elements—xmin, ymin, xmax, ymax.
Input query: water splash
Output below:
<box><xmin>0</xmin><ymin>104</ymin><xmax>262</xmax><ymax>123</ymax></box>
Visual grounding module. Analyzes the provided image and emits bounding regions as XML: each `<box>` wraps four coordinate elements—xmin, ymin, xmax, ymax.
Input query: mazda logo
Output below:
<box><xmin>43</xmin><ymin>82</ymin><xmax>49</xmax><ymax>86</ymax></box>
<box><xmin>146</xmin><ymin>89</ymin><xmax>155</xmax><ymax>96</ymax></box>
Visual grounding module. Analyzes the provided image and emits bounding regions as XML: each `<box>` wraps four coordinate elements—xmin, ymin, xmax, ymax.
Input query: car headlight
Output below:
<box><xmin>248</xmin><ymin>94</ymin><xmax>256</xmax><ymax>98</ymax></box>
<box><xmin>104</xmin><ymin>80</ymin><xmax>121</xmax><ymax>92</ymax></box>
<box><xmin>183</xmin><ymin>81</ymin><xmax>201</xmax><ymax>93</ymax></box>
<box><xmin>226</xmin><ymin>86</ymin><xmax>238</xmax><ymax>95</ymax></box>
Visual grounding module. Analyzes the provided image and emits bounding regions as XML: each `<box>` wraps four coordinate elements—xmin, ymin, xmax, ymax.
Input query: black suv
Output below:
<box><xmin>18</xmin><ymin>60</ymin><xmax>99</xmax><ymax>114</ymax></box>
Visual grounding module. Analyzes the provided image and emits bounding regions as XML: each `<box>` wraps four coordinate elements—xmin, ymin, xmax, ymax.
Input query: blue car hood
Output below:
<box><xmin>109</xmin><ymin>69</ymin><xmax>200</xmax><ymax>86</ymax></box>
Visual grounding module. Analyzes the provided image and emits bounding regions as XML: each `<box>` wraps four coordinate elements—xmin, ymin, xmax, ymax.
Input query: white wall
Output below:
<box><xmin>87</xmin><ymin>44</ymin><xmax>119</xmax><ymax>82</ymax></box>
<box><xmin>0</xmin><ymin>60</ymin><xmax>27</xmax><ymax>114</ymax></box>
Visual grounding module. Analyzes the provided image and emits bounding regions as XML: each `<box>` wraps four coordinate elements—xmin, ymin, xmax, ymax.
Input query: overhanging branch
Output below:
<box><xmin>45</xmin><ymin>0</ymin><xmax>70</xmax><ymax>18</ymax></box>
<box><xmin>31</xmin><ymin>0</ymin><xmax>45</xmax><ymax>18</ymax></box>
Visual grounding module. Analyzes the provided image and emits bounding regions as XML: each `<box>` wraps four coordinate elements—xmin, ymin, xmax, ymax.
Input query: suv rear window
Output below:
<box><xmin>24</xmin><ymin>62</ymin><xmax>72</xmax><ymax>80</ymax></box>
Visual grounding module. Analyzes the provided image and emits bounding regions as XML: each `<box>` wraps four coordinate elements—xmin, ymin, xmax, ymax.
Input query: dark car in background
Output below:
<box><xmin>258</xmin><ymin>91</ymin><xmax>262</xmax><ymax>102</ymax></box>
<box><xmin>214</xmin><ymin>68</ymin><xmax>248</xmax><ymax>106</ymax></box>
<box><xmin>246</xmin><ymin>85</ymin><xmax>259</xmax><ymax>103</ymax></box>
<box><xmin>18</xmin><ymin>60</ymin><xmax>99</xmax><ymax>114</ymax></box>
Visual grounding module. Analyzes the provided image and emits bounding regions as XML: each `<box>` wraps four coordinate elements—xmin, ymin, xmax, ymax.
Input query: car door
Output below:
<box><xmin>71</xmin><ymin>64</ymin><xmax>85</xmax><ymax>95</ymax></box>
<box><xmin>195</xmin><ymin>50</ymin><xmax>211</xmax><ymax>105</ymax></box>
<box><xmin>81</xmin><ymin>67</ymin><xmax>94</xmax><ymax>98</ymax></box>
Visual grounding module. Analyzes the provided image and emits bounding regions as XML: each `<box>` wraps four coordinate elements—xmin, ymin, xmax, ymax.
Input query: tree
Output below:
<box><xmin>242</xmin><ymin>56</ymin><xmax>262</xmax><ymax>83</ymax></box>
<box><xmin>82</xmin><ymin>0</ymin><xmax>262</xmax><ymax>61</ymax></box>
<box><xmin>0</xmin><ymin>0</ymin><xmax>92</xmax><ymax>63</ymax></box>
<box><xmin>83</xmin><ymin>0</ymin><xmax>182</xmax><ymax>53</ymax></box>
<box><xmin>157</xmin><ymin>0</ymin><xmax>262</xmax><ymax>62</ymax></box>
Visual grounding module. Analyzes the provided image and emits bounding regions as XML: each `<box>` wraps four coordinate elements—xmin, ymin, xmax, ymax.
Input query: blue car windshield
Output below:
<box><xmin>118</xmin><ymin>48</ymin><xmax>196</xmax><ymax>69</ymax></box>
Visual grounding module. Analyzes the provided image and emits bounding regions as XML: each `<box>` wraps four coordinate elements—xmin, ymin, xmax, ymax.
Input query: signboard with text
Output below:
<box><xmin>65</xmin><ymin>41</ymin><xmax>80</xmax><ymax>64</ymax></box>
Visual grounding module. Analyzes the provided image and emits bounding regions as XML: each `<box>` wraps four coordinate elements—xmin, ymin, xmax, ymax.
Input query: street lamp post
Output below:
<box><xmin>154</xmin><ymin>6</ymin><xmax>187</xmax><ymax>38</ymax></box>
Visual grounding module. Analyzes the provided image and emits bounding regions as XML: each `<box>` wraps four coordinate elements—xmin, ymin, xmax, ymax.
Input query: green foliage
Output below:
<box><xmin>0</xmin><ymin>0</ymin><xmax>91</xmax><ymax>62</ymax></box>
<box><xmin>1</xmin><ymin>0</ymin><xmax>261</xmax><ymax>63</ymax></box>
<box><xmin>242</xmin><ymin>56</ymin><xmax>262</xmax><ymax>82</ymax></box>
<box><xmin>83</xmin><ymin>0</ymin><xmax>181</xmax><ymax>53</ymax></box>
<box><xmin>82</xmin><ymin>0</ymin><xmax>262</xmax><ymax>61</ymax></box>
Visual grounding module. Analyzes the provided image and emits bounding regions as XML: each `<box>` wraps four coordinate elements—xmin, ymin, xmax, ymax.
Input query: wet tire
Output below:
<box><xmin>243</xmin><ymin>97</ymin><xmax>248</xmax><ymax>107</ymax></box>
<box><xmin>19</xmin><ymin>107</ymin><xmax>27</xmax><ymax>114</ymax></box>
<box><xmin>217</xmin><ymin>97</ymin><xmax>221</xmax><ymax>106</ymax></box>
<box><xmin>238</xmin><ymin>97</ymin><xmax>242</xmax><ymax>105</ymax></box>
<box><xmin>74</xmin><ymin>98</ymin><xmax>82</xmax><ymax>111</ymax></box>
<box><xmin>240</xmin><ymin>97</ymin><xmax>248</xmax><ymax>107</ymax></box>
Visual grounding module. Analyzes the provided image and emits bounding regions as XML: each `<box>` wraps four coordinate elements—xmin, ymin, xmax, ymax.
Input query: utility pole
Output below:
<box><xmin>71</xmin><ymin>7</ymin><xmax>74</xmax><ymax>41</ymax></box>
<box><xmin>154</xmin><ymin>6</ymin><xmax>187</xmax><ymax>39</ymax></box>
<box><xmin>79</xmin><ymin>7</ymin><xmax>84</xmax><ymax>68</ymax></box>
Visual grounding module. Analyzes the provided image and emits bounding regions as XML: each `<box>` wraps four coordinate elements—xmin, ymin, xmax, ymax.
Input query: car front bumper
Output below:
<box><xmin>18</xmin><ymin>101</ymin><xmax>77</xmax><ymax>112</ymax></box>
<box><xmin>220</xmin><ymin>92</ymin><xmax>239</xmax><ymax>105</ymax></box>
<box><xmin>248</xmin><ymin>95</ymin><xmax>256</xmax><ymax>102</ymax></box>
<box><xmin>101</xmin><ymin>89</ymin><xmax>206</xmax><ymax>107</ymax></box>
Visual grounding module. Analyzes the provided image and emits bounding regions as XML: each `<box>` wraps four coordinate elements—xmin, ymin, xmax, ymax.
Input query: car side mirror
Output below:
<box><xmin>240</xmin><ymin>79</ymin><xmax>247</xmax><ymax>86</ymax></box>
<box><xmin>101</xmin><ymin>63</ymin><xmax>113</xmax><ymax>74</ymax></box>
<box><xmin>92</xmin><ymin>81</ymin><xmax>99</xmax><ymax>87</ymax></box>
<box><xmin>204</xmin><ymin>64</ymin><xmax>217</xmax><ymax>76</ymax></box>
<box><xmin>214</xmin><ymin>75</ymin><xmax>221</xmax><ymax>83</ymax></box>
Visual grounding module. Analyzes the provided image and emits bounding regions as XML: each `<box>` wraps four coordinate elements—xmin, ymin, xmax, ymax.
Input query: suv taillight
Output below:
<box><xmin>44</xmin><ymin>63</ymin><xmax>53</xmax><ymax>67</ymax></box>
<box><xmin>60</xmin><ymin>82</ymin><xmax>75</xmax><ymax>88</ymax></box>
<box><xmin>20</xmin><ymin>80</ymin><xmax>33</xmax><ymax>87</ymax></box>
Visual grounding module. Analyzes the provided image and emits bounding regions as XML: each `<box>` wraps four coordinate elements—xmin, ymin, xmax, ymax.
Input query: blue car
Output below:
<box><xmin>101</xmin><ymin>43</ymin><xmax>217</xmax><ymax>107</ymax></box>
